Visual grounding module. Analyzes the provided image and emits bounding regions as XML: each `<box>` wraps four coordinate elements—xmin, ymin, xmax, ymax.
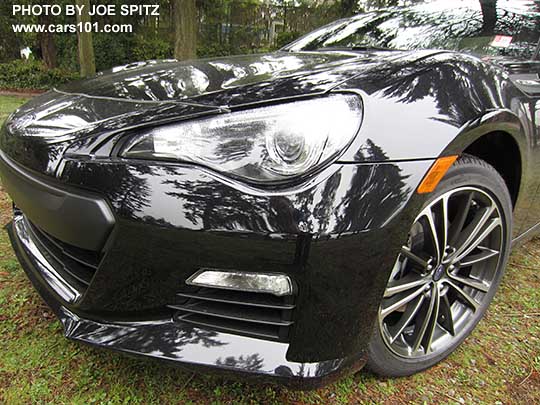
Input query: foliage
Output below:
<box><xmin>131</xmin><ymin>34</ymin><xmax>174</xmax><ymax>62</ymax></box>
<box><xmin>93</xmin><ymin>33</ymin><xmax>132</xmax><ymax>71</ymax></box>
<box><xmin>54</xmin><ymin>35</ymin><xmax>78</xmax><ymax>71</ymax></box>
<box><xmin>275</xmin><ymin>30</ymin><xmax>302</xmax><ymax>49</ymax></box>
<box><xmin>0</xmin><ymin>0</ymin><xmax>35</xmax><ymax>63</ymax></box>
<box><xmin>56</xmin><ymin>33</ymin><xmax>173</xmax><ymax>73</ymax></box>
<box><xmin>197</xmin><ymin>43</ymin><xmax>234</xmax><ymax>58</ymax></box>
<box><xmin>0</xmin><ymin>60</ymin><xmax>79</xmax><ymax>90</ymax></box>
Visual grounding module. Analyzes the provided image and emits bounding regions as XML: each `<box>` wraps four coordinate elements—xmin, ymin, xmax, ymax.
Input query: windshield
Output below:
<box><xmin>283</xmin><ymin>0</ymin><xmax>540</xmax><ymax>60</ymax></box>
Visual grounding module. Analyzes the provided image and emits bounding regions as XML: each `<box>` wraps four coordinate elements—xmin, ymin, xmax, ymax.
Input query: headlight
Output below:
<box><xmin>120</xmin><ymin>94</ymin><xmax>362</xmax><ymax>183</ymax></box>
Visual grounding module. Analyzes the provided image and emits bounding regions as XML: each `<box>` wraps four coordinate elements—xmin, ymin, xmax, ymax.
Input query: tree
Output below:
<box><xmin>76</xmin><ymin>0</ymin><xmax>95</xmax><ymax>77</ymax></box>
<box><xmin>174</xmin><ymin>0</ymin><xmax>198</xmax><ymax>60</ymax></box>
<box><xmin>340</xmin><ymin>0</ymin><xmax>359</xmax><ymax>17</ymax></box>
<box><xmin>363</xmin><ymin>0</ymin><xmax>399</xmax><ymax>11</ymax></box>
<box><xmin>38</xmin><ymin>14</ymin><xmax>57</xmax><ymax>68</ymax></box>
<box><xmin>480</xmin><ymin>0</ymin><xmax>497</xmax><ymax>34</ymax></box>
<box><xmin>0</xmin><ymin>1</ymin><xmax>22</xmax><ymax>62</ymax></box>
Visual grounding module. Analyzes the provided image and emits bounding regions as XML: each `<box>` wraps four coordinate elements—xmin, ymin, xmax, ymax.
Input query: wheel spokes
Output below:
<box><xmin>387</xmin><ymin>295</ymin><xmax>426</xmax><ymax>344</ymax></box>
<box><xmin>421</xmin><ymin>285</ymin><xmax>440</xmax><ymax>354</ymax></box>
<box><xmin>384</xmin><ymin>275</ymin><xmax>431</xmax><ymax>298</ymax></box>
<box><xmin>459</xmin><ymin>246</ymin><xmax>499</xmax><ymax>267</ymax></box>
<box><xmin>452</xmin><ymin>205</ymin><xmax>499</xmax><ymax>263</ymax></box>
<box><xmin>411</xmin><ymin>284</ymin><xmax>439</xmax><ymax>353</ymax></box>
<box><xmin>440</xmin><ymin>195</ymin><xmax>450</xmax><ymax>259</ymax></box>
<box><xmin>438</xmin><ymin>294</ymin><xmax>455</xmax><ymax>336</ymax></box>
<box><xmin>454</xmin><ymin>217</ymin><xmax>501</xmax><ymax>263</ymax></box>
<box><xmin>447</xmin><ymin>273</ymin><xmax>490</xmax><ymax>293</ymax></box>
<box><xmin>379</xmin><ymin>186</ymin><xmax>504</xmax><ymax>359</ymax></box>
<box><xmin>447</xmin><ymin>192</ymin><xmax>473</xmax><ymax>246</ymax></box>
<box><xmin>445</xmin><ymin>279</ymin><xmax>480</xmax><ymax>311</ymax></box>
<box><xmin>417</xmin><ymin>195</ymin><xmax>451</xmax><ymax>266</ymax></box>
<box><xmin>424</xmin><ymin>207</ymin><xmax>442</xmax><ymax>264</ymax></box>
<box><xmin>400</xmin><ymin>246</ymin><xmax>429</xmax><ymax>270</ymax></box>
<box><xmin>380</xmin><ymin>284</ymin><xmax>427</xmax><ymax>318</ymax></box>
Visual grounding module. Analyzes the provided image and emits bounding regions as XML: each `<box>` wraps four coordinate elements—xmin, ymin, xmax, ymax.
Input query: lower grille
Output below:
<box><xmin>168</xmin><ymin>287</ymin><xmax>295</xmax><ymax>342</ymax></box>
<box><xmin>24</xmin><ymin>217</ymin><xmax>101</xmax><ymax>290</ymax></box>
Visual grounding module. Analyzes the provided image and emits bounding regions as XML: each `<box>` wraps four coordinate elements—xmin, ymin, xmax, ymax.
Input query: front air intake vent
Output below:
<box><xmin>168</xmin><ymin>287</ymin><xmax>295</xmax><ymax>342</ymax></box>
<box><xmin>25</xmin><ymin>217</ymin><xmax>101</xmax><ymax>290</ymax></box>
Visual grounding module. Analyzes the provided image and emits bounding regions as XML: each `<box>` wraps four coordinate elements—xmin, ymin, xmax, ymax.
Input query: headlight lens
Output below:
<box><xmin>120</xmin><ymin>94</ymin><xmax>362</xmax><ymax>182</ymax></box>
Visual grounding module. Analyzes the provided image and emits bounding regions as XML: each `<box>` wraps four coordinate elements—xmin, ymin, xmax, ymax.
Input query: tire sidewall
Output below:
<box><xmin>367</xmin><ymin>156</ymin><xmax>512</xmax><ymax>377</ymax></box>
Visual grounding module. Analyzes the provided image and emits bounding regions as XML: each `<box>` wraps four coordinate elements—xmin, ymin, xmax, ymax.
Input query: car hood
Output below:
<box><xmin>0</xmin><ymin>49</ymin><xmax>443</xmax><ymax>175</ymax></box>
<box><xmin>55</xmin><ymin>50</ymin><xmax>424</xmax><ymax>104</ymax></box>
<box><xmin>5</xmin><ymin>49</ymin><xmax>446</xmax><ymax>139</ymax></box>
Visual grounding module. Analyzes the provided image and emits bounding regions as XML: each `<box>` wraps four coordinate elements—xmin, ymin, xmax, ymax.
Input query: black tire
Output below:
<box><xmin>367</xmin><ymin>155</ymin><xmax>512</xmax><ymax>377</ymax></box>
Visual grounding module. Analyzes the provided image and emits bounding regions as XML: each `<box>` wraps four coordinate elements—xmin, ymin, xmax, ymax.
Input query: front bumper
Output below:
<box><xmin>9</xmin><ymin>215</ymin><xmax>363</xmax><ymax>388</ymax></box>
<box><xmin>2</xmin><ymin>150</ymin><xmax>433</xmax><ymax>387</ymax></box>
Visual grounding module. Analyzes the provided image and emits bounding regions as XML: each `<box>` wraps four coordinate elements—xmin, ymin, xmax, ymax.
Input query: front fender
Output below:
<box><xmin>440</xmin><ymin>108</ymin><xmax>528</xmax><ymax>167</ymax></box>
<box><xmin>335</xmin><ymin>52</ymin><xmax>530</xmax><ymax>164</ymax></box>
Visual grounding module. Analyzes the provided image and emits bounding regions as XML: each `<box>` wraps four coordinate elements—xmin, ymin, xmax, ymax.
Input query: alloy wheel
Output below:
<box><xmin>379</xmin><ymin>186</ymin><xmax>504</xmax><ymax>358</ymax></box>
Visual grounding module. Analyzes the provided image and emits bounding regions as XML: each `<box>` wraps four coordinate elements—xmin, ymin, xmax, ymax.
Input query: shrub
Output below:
<box><xmin>197</xmin><ymin>43</ymin><xmax>234</xmax><ymax>58</ymax></box>
<box><xmin>93</xmin><ymin>33</ymin><xmax>133</xmax><ymax>71</ymax></box>
<box><xmin>55</xmin><ymin>34</ymin><xmax>78</xmax><ymax>71</ymax></box>
<box><xmin>131</xmin><ymin>34</ymin><xmax>173</xmax><ymax>61</ymax></box>
<box><xmin>56</xmin><ymin>33</ymin><xmax>135</xmax><ymax>72</ymax></box>
<box><xmin>0</xmin><ymin>59</ymin><xmax>79</xmax><ymax>90</ymax></box>
<box><xmin>197</xmin><ymin>43</ymin><xmax>275</xmax><ymax>58</ymax></box>
<box><xmin>275</xmin><ymin>31</ymin><xmax>302</xmax><ymax>49</ymax></box>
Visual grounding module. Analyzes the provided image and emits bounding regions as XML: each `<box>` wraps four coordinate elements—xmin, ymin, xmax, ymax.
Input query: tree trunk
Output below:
<box><xmin>283</xmin><ymin>1</ymin><xmax>288</xmax><ymax>32</ymax></box>
<box><xmin>76</xmin><ymin>0</ymin><xmax>95</xmax><ymax>77</ymax></box>
<box><xmin>38</xmin><ymin>15</ymin><xmax>57</xmax><ymax>69</ymax></box>
<box><xmin>174</xmin><ymin>0</ymin><xmax>198</xmax><ymax>60</ymax></box>
<box><xmin>480</xmin><ymin>0</ymin><xmax>497</xmax><ymax>34</ymax></box>
<box><xmin>340</xmin><ymin>0</ymin><xmax>358</xmax><ymax>17</ymax></box>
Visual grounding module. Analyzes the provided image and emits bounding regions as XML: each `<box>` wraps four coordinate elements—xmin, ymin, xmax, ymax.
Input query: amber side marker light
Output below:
<box><xmin>417</xmin><ymin>155</ymin><xmax>459</xmax><ymax>194</ymax></box>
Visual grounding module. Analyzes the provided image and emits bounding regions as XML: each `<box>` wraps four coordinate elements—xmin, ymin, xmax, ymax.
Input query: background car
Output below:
<box><xmin>0</xmin><ymin>0</ymin><xmax>538</xmax><ymax>388</ymax></box>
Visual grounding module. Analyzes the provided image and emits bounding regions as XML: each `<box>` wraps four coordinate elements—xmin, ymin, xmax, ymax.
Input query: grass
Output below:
<box><xmin>0</xmin><ymin>95</ymin><xmax>539</xmax><ymax>404</ymax></box>
<box><xmin>0</xmin><ymin>95</ymin><xmax>28</xmax><ymax>123</ymax></box>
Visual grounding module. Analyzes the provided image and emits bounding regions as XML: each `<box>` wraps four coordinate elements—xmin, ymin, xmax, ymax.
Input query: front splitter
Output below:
<box><xmin>7</xmin><ymin>220</ymin><xmax>366</xmax><ymax>389</ymax></box>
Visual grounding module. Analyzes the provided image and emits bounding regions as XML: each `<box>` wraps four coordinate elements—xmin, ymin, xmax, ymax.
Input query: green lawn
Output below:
<box><xmin>0</xmin><ymin>95</ymin><xmax>28</xmax><ymax>123</ymax></box>
<box><xmin>0</xmin><ymin>94</ymin><xmax>538</xmax><ymax>404</ymax></box>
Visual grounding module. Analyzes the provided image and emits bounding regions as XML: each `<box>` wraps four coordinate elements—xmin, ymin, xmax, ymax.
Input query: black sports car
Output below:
<box><xmin>1</xmin><ymin>0</ymin><xmax>539</xmax><ymax>388</ymax></box>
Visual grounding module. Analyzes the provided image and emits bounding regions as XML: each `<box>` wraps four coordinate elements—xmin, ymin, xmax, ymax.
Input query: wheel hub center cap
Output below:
<box><xmin>433</xmin><ymin>264</ymin><xmax>445</xmax><ymax>281</ymax></box>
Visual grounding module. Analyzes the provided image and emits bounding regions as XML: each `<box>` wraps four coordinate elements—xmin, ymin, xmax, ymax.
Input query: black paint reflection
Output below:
<box><xmin>64</xmin><ymin>312</ymin><xmax>225</xmax><ymax>358</ymax></box>
<box><xmin>58</xmin><ymin>156</ymin><xmax>429</xmax><ymax>361</ymax></box>
<box><xmin>216</xmin><ymin>354</ymin><xmax>264</xmax><ymax>372</ymax></box>
<box><xmin>0</xmin><ymin>90</ymin><xmax>222</xmax><ymax>175</ymax></box>
<box><xmin>58</xmin><ymin>156</ymin><xmax>431</xmax><ymax>359</ymax></box>
<box><xmin>337</xmin><ymin>49</ymin><xmax>526</xmax><ymax>164</ymax></box>
<box><xmin>57</xmin><ymin>53</ymin><xmax>365</xmax><ymax>104</ymax></box>
<box><xmin>55</xmin><ymin>305</ymin><xmax>348</xmax><ymax>386</ymax></box>
<box><xmin>163</xmin><ymin>177</ymin><xmax>292</xmax><ymax>232</ymax></box>
<box><xmin>334</xmin><ymin>141</ymin><xmax>411</xmax><ymax>233</ymax></box>
<box><xmin>62</xmin><ymin>159</ymin><xmax>428</xmax><ymax>237</ymax></box>
<box><xmin>11</xmin><ymin>207</ymin><xmax>354</xmax><ymax>383</ymax></box>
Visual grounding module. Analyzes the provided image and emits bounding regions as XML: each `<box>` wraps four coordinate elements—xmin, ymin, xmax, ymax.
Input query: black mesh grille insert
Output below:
<box><xmin>24</xmin><ymin>217</ymin><xmax>101</xmax><ymax>290</ymax></box>
<box><xmin>168</xmin><ymin>287</ymin><xmax>295</xmax><ymax>342</ymax></box>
